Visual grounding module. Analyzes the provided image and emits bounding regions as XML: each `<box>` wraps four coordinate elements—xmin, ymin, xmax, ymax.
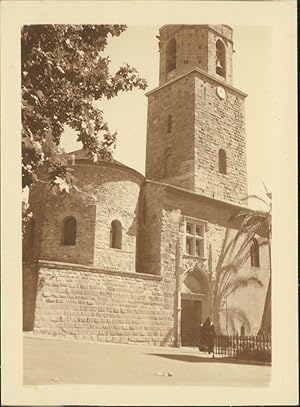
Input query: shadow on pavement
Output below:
<box><xmin>146</xmin><ymin>353</ymin><xmax>270</xmax><ymax>366</ymax></box>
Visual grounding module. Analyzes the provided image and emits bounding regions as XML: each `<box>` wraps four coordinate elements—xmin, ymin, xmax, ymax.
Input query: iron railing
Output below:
<box><xmin>214</xmin><ymin>334</ymin><xmax>271</xmax><ymax>358</ymax></box>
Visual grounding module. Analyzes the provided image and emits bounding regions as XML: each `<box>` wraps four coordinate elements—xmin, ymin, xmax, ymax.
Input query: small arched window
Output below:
<box><xmin>110</xmin><ymin>220</ymin><xmax>122</xmax><ymax>249</ymax></box>
<box><xmin>62</xmin><ymin>216</ymin><xmax>77</xmax><ymax>246</ymax></box>
<box><xmin>166</xmin><ymin>38</ymin><xmax>176</xmax><ymax>73</ymax></box>
<box><xmin>167</xmin><ymin>114</ymin><xmax>172</xmax><ymax>133</ymax></box>
<box><xmin>216</xmin><ymin>39</ymin><xmax>226</xmax><ymax>77</ymax></box>
<box><xmin>218</xmin><ymin>149</ymin><xmax>227</xmax><ymax>174</ymax></box>
<box><xmin>240</xmin><ymin>325</ymin><xmax>245</xmax><ymax>336</ymax></box>
<box><xmin>250</xmin><ymin>238</ymin><xmax>260</xmax><ymax>267</ymax></box>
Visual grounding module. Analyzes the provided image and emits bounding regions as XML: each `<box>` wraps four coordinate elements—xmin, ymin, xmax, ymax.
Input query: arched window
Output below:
<box><xmin>218</xmin><ymin>149</ymin><xmax>227</xmax><ymax>174</ymax></box>
<box><xmin>240</xmin><ymin>325</ymin><xmax>245</xmax><ymax>336</ymax></box>
<box><xmin>110</xmin><ymin>220</ymin><xmax>122</xmax><ymax>249</ymax></box>
<box><xmin>62</xmin><ymin>216</ymin><xmax>77</xmax><ymax>246</ymax></box>
<box><xmin>166</xmin><ymin>38</ymin><xmax>176</xmax><ymax>73</ymax></box>
<box><xmin>167</xmin><ymin>114</ymin><xmax>172</xmax><ymax>133</ymax></box>
<box><xmin>250</xmin><ymin>238</ymin><xmax>260</xmax><ymax>267</ymax></box>
<box><xmin>216</xmin><ymin>39</ymin><xmax>226</xmax><ymax>77</ymax></box>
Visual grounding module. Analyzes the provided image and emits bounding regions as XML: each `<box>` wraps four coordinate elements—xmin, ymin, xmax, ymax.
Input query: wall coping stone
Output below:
<box><xmin>144</xmin><ymin>179</ymin><xmax>270</xmax><ymax>237</ymax></box>
<box><xmin>159</xmin><ymin>25</ymin><xmax>233</xmax><ymax>43</ymax></box>
<box><xmin>145</xmin><ymin>67</ymin><xmax>247</xmax><ymax>98</ymax></box>
<box><xmin>145</xmin><ymin>179</ymin><xmax>251</xmax><ymax>212</ymax></box>
<box><xmin>24</xmin><ymin>260</ymin><xmax>162</xmax><ymax>282</ymax></box>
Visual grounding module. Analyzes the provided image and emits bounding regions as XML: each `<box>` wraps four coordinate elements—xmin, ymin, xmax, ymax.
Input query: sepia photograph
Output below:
<box><xmin>22</xmin><ymin>23</ymin><xmax>273</xmax><ymax>387</ymax></box>
<box><xmin>1</xmin><ymin>1</ymin><xmax>298</xmax><ymax>406</ymax></box>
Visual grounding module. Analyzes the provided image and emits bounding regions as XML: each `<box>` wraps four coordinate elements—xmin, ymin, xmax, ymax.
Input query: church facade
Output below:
<box><xmin>23</xmin><ymin>25</ymin><xmax>270</xmax><ymax>347</ymax></box>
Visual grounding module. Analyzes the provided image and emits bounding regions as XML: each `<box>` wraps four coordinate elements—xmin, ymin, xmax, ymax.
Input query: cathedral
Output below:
<box><xmin>23</xmin><ymin>25</ymin><xmax>271</xmax><ymax>347</ymax></box>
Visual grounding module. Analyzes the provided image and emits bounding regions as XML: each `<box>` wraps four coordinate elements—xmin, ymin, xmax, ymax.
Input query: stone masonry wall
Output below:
<box><xmin>24</xmin><ymin>261</ymin><xmax>175</xmax><ymax>346</ymax></box>
<box><xmin>91</xmin><ymin>163</ymin><xmax>142</xmax><ymax>271</ymax></box>
<box><xmin>159</xmin><ymin>25</ymin><xmax>233</xmax><ymax>86</ymax></box>
<box><xmin>23</xmin><ymin>180</ymin><xmax>270</xmax><ymax>343</ymax></box>
<box><xmin>159</xmin><ymin>206</ymin><xmax>184</xmax><ymax>344</ymax></box>
<box><xmin>23</xmin><ymin>261</ymin><xmax>39</xmax><ymax>331</ymax></box>
<box><xmin>194</xmin><ymin>72</ymin><xmax>247</xmax><ymax>203</ymax></box>
<box><xmin>24</xmin><ymin>161</ymin><xmax>143</xmax><ymax>271</ymax></box>
<box><xmin>159</xmin><ymin>25</ymin><xmax>209</xmax><ymax>85</ymax></box>
<box><xmin>146</xmin><ymin>72</ymin><xmax>196</xmax><ymax>191</ymax></box>
<box><xmin>23</xmin><ymin>178</ymin><xmax>48</xmax><ymax>262</ymax></box>
<box><xmin>25</xmin><ymin>166</ymin><xmax>96</xmax><ymax>266</ymax></box>
<box><xmin>136</xmin><ymin>182</ymin><xmax>165</xmax><ymax>275</ymax></box>
<box><xmin>40</xmin><ymin>197</ymin><xmax>96</xmax><ymax>266</ymax></box>
<box><xmin>207</xmin><ymin>25</ymin><xmax>233</xmax><ymax>84</ymax></box>
<box><xmin>146</xmin><ymin>71</ymin><xmax>247</xmax><ymax>204</ymax></box>
<box><xmin>161</xmin><ymin>185</ymin><xmax>270</xmax><ymax>335</ymax></box>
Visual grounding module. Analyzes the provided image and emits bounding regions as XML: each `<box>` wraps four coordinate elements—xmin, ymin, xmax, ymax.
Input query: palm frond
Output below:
<box><xmin>226</xmin><ymin>276</ymin><xmax>263</xmax><ymax>297</ymax></box>
<box><xmin>226</xmin><ymin>230</ymin><xmax>245</xmax><ymax>264</ymax></box>
<box><xmin>262</xmin><ymin>182</ymin><xmax>272</xmax><ymax>200</ymax></box>
<box><xmin>213</xmin><ymin>191</ymin><xmax>272</xmax><ymax>323</ymax></box>
<box><xmin>218</xmin><ymin>254</ymin><xmax>251</xmax><ymax>299</ymax></box>
<box><xmin>213</xmin><ymin>228</ymin><xmax>234</xmax><ymax>295</ymax></box>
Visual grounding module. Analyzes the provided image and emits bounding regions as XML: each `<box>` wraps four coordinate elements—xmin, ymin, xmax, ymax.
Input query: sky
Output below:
<box><xmin>61</xmin><ymin>25</ymin><xmax>272</xmax><ymax>210</ymax></box>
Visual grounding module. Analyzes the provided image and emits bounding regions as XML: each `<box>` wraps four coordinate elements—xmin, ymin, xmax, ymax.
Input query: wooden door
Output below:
<box><xmin>181</xmin><ymin>299</ymin><xmax>202</xmax><ymax>346</ymax></box>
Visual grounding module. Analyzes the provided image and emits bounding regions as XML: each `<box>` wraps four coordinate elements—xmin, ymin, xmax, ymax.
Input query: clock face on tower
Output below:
<box><xmin>216</xmin><ymin>86</ymin><xmax>226</xmax><ymax>99</ymax></box>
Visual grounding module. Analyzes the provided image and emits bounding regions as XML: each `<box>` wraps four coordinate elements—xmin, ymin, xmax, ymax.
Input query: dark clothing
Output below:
<box><xmin>199</xmin><ymin>318</ymin><xmax>215</xmax><ymax>354</ymax></box>
<box><xmin>202</xmin><ymin>317</ymin><xmax>211</xmax><ymax>329</ymax></box>
<box><xmin>207</xmin><ymin>323</ymin><xmax>216</xmax><ymax>353</ymax></box>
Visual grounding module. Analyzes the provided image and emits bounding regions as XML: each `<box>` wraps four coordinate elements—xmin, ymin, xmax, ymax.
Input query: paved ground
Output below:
<box><xmin>23</xmin><ymin>335</ymin><xmax>271</xmax><ymax>386</ymax></box>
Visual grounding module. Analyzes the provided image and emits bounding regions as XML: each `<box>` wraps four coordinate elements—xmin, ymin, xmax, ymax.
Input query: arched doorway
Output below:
<box><xmin>180</xmin><ymin>269</ymin><xmax>210</xmax><ymax>346</ymax></box>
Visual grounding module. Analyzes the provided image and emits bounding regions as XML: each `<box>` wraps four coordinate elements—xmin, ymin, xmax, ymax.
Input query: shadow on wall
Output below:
<box><xmin>212</xmin><ymin>208</ymin><xmax>271</xmax><ymax>334</ymax></box>
<box><xmin>23</xmin><ymin>263</ymin><xmax>40</xmax><ymax>331</ymax></box>
<box><xmin>219</xmin><ymin>307</ymin><xmax>251</xmax><ymax>334</ymax></box>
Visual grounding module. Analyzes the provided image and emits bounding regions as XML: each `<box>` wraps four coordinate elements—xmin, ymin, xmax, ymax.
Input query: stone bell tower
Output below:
<box><xmin>145</xmin><ymin>25</ymin><xmax>248</xmax><ymax>204</ymax></box>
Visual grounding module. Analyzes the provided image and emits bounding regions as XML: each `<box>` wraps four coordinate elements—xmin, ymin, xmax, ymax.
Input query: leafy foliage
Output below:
<box><xmin>22</xmin><ymin>24</ymin><xmax>147</xmax><ymax>191</ymax></box>
<box><xmin>22</xmin><ymin>201</ymin><xmax>33</xmax><ymax>236</ymax></box>
<box><xmin>212</xmin><ymin>191</ymin><xmax>272</xmax><ymax>334</ymax></box>
<box><xmin>235</xmin><ymin>206</ymin><xmax>271</xmax><ymax>241</ymax></box>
